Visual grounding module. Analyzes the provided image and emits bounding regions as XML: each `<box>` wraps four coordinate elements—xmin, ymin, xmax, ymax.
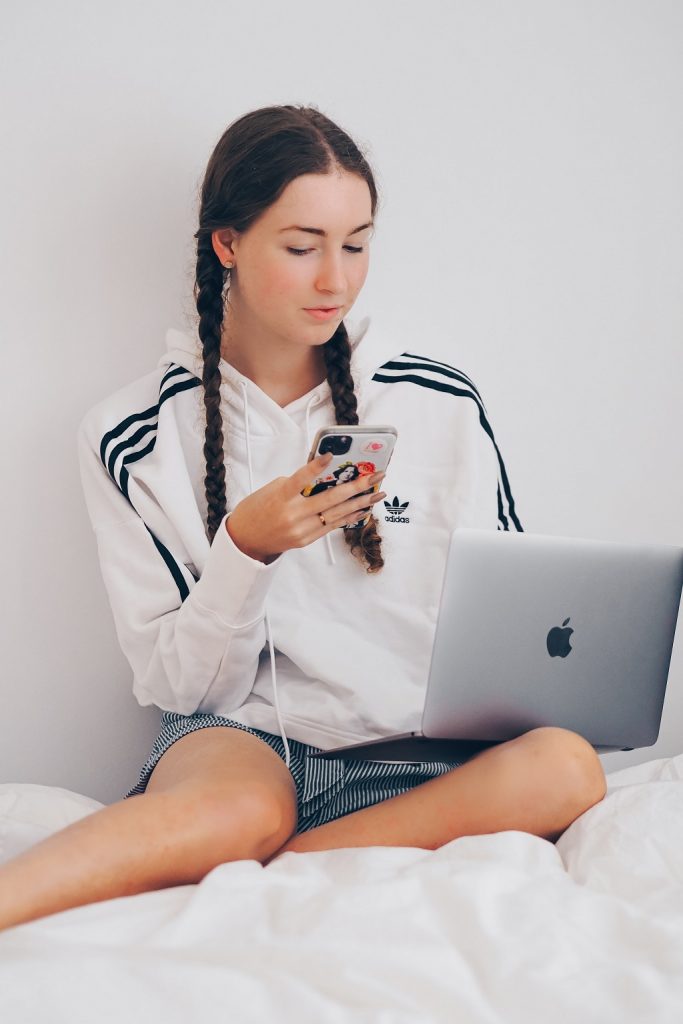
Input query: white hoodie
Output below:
<box><xmin>77</xmin><ymin>316</ymin><xmax>524</xmax><ymax>757</ymax></box>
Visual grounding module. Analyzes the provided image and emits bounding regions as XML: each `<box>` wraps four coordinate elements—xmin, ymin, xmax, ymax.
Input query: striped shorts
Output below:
<box><xmin>124</xmin><ymin>711</ymin><xmax>465</xmax><ymax>835</ymax></box>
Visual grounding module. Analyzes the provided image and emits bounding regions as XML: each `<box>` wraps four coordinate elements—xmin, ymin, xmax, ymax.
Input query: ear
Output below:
<box><xmin>211</xmin><ymin>228</ymin><xmax>239</xmax><ymax>265</ymax></box>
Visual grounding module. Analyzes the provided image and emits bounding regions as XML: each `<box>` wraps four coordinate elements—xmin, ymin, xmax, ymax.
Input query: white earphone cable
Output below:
<box><xmin>240</xmin><ymin>381</ymin><xmax>292</xmax><ymax>769</ymax></box>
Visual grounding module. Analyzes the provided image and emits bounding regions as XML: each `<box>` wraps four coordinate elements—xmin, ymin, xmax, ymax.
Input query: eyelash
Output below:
<box><xmin>287</xmin><ymin>245</ymin><xmax>365</xmax><ymax>256</ymax></box>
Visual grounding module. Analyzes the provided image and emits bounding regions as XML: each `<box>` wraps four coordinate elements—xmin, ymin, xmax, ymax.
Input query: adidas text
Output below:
<box><xmin>383</xmin><ymin>496</ymin><xmax>410</xmax><ymax>524</ymax></box>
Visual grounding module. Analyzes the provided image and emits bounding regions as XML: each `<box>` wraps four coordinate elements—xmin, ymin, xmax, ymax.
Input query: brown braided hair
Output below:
<box><xmin>192</xmin><ymin>105</ymin><xmax>384</xmax><ymax>573</ymax></box>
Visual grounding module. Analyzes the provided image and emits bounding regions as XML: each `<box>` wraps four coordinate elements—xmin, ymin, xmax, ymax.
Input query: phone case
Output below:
<box><xmin>301</xmin><ymin>425</ymin><xmax>398</xmax><ymax>530</ymax></box>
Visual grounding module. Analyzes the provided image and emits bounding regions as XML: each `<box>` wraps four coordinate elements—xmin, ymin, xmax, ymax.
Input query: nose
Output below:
<box><xmin>315</xmin><ymin>252</ymin><xmax>346</xmax><ymax>297</ymax></box>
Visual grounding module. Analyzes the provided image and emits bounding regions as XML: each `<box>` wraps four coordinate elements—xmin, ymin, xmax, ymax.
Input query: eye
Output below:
<box><xmin>287</xmin><ymin>245</ymin><xmax>365</xmax><ymax>256</ymax></box>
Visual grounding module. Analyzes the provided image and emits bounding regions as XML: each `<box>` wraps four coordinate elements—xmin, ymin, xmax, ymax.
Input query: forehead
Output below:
<box><xmin>265</xmin><ymin>172</ymin><xmax>372</xmax><ymax>229</ymax></box>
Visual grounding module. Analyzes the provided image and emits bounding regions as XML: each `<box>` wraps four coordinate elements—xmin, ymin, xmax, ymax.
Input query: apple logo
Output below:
<box><xmin>547</xmin><ymin>617</ymin><xmax>573</xmax><ymax>658</ymax></box>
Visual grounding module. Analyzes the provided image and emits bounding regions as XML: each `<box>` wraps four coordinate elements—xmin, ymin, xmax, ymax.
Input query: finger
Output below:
<box><xmin>338</xmin><ymin>489</ymin><xmax>383</xmax><ymax>514</ymax></box>
<box><xmin>330</xmin><ymin>490</ymin><xmax>386</xmax><ymax>524</ymax></box>
<box><xmin>305</xmin><ymin>468</ymin><xmax>385</xmax><ymax>509</ymax></box>
<box><xmin>308</xmin><ymin>477</ymin><xmax>382</xmax><ymax>521</ymax></box>
<box><xmin>343</xmin><ymin>508</ymin><xmax>373</xmax><ymax>528</ymax></box>
<box><xmin>292</xmin><ymin>452</ymin><xmax>334</xmax><ymax>494</ymax></box>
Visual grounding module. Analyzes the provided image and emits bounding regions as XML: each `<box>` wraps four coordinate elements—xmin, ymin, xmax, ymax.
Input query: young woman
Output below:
<box><xmin>0</xmin><ymin>105</ymin><xmax>606</xmax><ymax>932</ymax></box>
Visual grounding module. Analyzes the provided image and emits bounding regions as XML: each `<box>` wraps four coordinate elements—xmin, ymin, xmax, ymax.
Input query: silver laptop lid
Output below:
<box><xmin>422</xmin><ymin>528</ymin><xmax>683</xmax><ymax>749</ymax></box>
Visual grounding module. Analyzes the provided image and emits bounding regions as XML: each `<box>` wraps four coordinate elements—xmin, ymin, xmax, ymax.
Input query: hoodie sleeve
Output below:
<box><xmin>467</xmin><ymin>389</ymin><xmax>525</xmax><ymax>533</ymax></box>
<box><xmin>77</xmin><ymin>413</ymin><xmax>284</xmax><ymax>717</ymax></box>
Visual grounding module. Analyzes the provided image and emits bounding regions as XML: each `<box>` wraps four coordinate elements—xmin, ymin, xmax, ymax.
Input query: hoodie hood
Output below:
<box><xmin>159</xmin><ymin>314</ymin><xmax>394</xmax><ymax>437</ymax></box>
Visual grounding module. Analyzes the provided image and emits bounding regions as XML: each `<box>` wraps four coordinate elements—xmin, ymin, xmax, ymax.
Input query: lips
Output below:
<box><xmin>303</xmin><ymin>306</ymin><xmax>342</xmax><ymax>321</ymax></box>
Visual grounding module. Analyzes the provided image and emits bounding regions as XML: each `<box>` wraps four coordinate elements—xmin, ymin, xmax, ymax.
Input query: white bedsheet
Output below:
<box><xmin>0</xmin><ymin>754</ymin><xmax>682</xmax><ymax>1023</ymax></box>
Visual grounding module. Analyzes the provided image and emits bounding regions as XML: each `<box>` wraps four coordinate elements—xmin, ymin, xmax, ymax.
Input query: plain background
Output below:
<box><xmin>2</xmin><ymin>0</ymin><xmax>681</xmax><ymax>805</ymax></box>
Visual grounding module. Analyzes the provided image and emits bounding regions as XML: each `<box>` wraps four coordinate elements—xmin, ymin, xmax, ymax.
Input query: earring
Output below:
<box><xmin>223</xmin><ymin>261</ymin><xmax>234</xmax><ymax>270</ymax></box>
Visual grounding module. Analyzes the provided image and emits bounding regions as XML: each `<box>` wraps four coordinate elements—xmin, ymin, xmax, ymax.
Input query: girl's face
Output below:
<box><xmin>212</xmin><ymin>171</ymin><xmax>373</xmax><ymax>349</ymax></box>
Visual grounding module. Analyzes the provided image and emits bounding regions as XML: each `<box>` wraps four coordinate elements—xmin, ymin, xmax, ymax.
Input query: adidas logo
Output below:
<box><xmin>383</xmin><ymin>496</ymin><xmax>410</xmax><ymax>524</ymax></box>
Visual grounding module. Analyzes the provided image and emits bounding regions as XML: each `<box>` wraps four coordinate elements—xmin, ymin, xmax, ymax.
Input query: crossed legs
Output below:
<box><xmin>265</xmin><ymin>726</ymin><xmax>607</xmax><ymax>863</ymax></box>
<box><xmin>0</xmin><ymin>725</ymin><xmax>606</xmax><ymax>932</ymax></box>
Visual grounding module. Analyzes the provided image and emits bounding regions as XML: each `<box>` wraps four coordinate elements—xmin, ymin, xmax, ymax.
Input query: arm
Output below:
<box><xmin>77</xmin><ymin>416</ymin><xmax>283</xmax><ymax>716</ymax></box>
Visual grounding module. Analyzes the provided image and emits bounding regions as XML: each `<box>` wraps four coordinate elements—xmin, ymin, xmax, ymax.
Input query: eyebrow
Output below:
<box><xmin>278</xmin><ymin>221</ymin><xmax>374</xmax><ymax>237</ymax></box>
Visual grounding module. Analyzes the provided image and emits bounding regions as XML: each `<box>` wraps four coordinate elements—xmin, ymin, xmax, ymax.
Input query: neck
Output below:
<box><xmin>220</xmin><ymin>307</ymin><xmax>330</xmax><ymax>408</ymax></box>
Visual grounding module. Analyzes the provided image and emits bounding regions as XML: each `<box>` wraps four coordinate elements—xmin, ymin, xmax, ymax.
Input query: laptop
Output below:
<box><xmin>309</xmin><ymin>527</ymin><xmax>683</xmax><ymax>763</ymax></box>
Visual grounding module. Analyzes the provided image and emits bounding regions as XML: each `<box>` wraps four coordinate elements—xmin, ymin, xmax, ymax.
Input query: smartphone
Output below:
<box><xmin>302</xmin><ymin>425</ymin><xmax>398</xmax><ymax>530</ymax></box>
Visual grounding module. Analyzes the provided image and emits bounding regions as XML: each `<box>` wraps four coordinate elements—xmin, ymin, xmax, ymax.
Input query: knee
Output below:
<box><xmin>175</xmin><ymin>782</ymin><xmax>295</xmax><ymax>865</ymax></box>
<box><xmin>519</xmin><ymin>726</ymin><xmax>607</xmax><ymax>810</ymax></box>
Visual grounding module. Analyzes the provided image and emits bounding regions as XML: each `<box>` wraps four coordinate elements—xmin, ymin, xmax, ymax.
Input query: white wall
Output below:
<box><xmin>2</xmin><ymin>0</ymin><xmax>681</xmax><ymax>804</ymax></box>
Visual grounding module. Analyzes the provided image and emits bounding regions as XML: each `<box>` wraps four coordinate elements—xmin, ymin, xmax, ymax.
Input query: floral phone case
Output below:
<box><xmin>301</xmin><ymin>425</ymin><xmax>398</xmax><ymax>530</ymax></box>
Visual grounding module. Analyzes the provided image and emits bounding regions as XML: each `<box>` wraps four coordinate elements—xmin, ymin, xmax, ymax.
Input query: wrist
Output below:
<box><xmin>225</xmin><ymin>515</ymin><xmax>273</xmax><ymax>564</ymax></box>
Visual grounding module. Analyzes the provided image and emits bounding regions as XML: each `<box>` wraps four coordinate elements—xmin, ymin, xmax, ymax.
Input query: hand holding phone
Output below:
<box><xmin>225</xmin><ymin>451</ymin><xmax>388</xmax><ymax>564</ymax></box>
<box><xmin>301</xmin><ymin>425</ymin><xmax>397</xmax><ymax>530</ymax></box>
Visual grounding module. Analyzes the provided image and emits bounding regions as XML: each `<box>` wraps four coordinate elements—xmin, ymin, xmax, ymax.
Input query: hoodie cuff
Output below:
<box><xmin>189</xmin><ymin>513</ymin><xmax>284</xmax><ymax>627</ymax></box>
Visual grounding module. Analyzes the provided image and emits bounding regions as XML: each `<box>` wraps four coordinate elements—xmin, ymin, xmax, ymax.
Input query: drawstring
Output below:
<box><xmin>306</xmin><ymin>395</ymin><xmax>336</xmax><ymax>567</ymax></box>
<box><xmin>237</xmin><ymin>382</ymin><xmax>332</xmax><ymax>770</ymax></box>
<box><xmin>239</xmin><ymin>382</ymin><xmax>292</xmax><ymax>770</ymax></box>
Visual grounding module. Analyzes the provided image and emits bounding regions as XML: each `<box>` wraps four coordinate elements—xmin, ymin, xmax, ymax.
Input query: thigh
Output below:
<box><xmin>146</xmin><ymin>724</ymin><xmax>299</xmax><ymax>844</ymax></box>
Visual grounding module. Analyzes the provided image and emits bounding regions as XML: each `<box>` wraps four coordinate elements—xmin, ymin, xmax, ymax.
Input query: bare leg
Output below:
<box><xmin>0</xmin><ymin>789</ymin><xmax>277</xmax><ymax>933</ymax></box>
<box><xmin>265</xmin><ymin>727</ymin><xmax>607</xmax><ymax>864</ymax></box>
<box><xmin>0</xmin><ymin>726</ymin><xmax>299</xmax><ymax>934</ymax></box>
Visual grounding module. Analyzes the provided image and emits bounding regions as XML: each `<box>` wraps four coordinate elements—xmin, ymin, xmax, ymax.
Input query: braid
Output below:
<box><xmin>193</xmin><ymin>252</ymin><xmax>385</xmax><ymax>571</ymax></box>
<box><xmin>191</xmin><ymin>104</ymin><xmax>384</xmax><ymax>570</ymax></box>
<box><xmin>323</xmin><ymin>322</ymin><xmax>385</xmax><ymax>574</ymax></box>
<box><xmin>193</xmin><ymin>237</ymin><xmax>228</xmax><ymax>545</ymax></box>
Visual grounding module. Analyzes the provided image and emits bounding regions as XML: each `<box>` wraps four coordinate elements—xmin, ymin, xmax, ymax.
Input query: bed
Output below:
<box><xmin>1</xmin><ymin>752</ymin><xmax>682</xmax><ymax>1023</ymax></box>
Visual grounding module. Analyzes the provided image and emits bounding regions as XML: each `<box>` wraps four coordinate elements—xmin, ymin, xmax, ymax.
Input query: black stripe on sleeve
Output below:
<box><xmin>98</xmin><ymin>366</ymin><xmax>191</xmax><ymax>459</ymax></box>
<box><xmin>146</xmin><ymin>525</ymin><xmax>191</xmax><ymax>603</ymax></box>
<box><xmin>372</xmin><ymin>360</ymin><xmax>524</xmax><ymax>533</ymax></box>
<box><xmin>96</xmin><ymin>364</ymin><xmax>202</xmax><ymax>600</ymax></box>
<box><xmin>394</xmin><ymin>353</ymin><xmax>486</xmax><ymax>407</ymax></box>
